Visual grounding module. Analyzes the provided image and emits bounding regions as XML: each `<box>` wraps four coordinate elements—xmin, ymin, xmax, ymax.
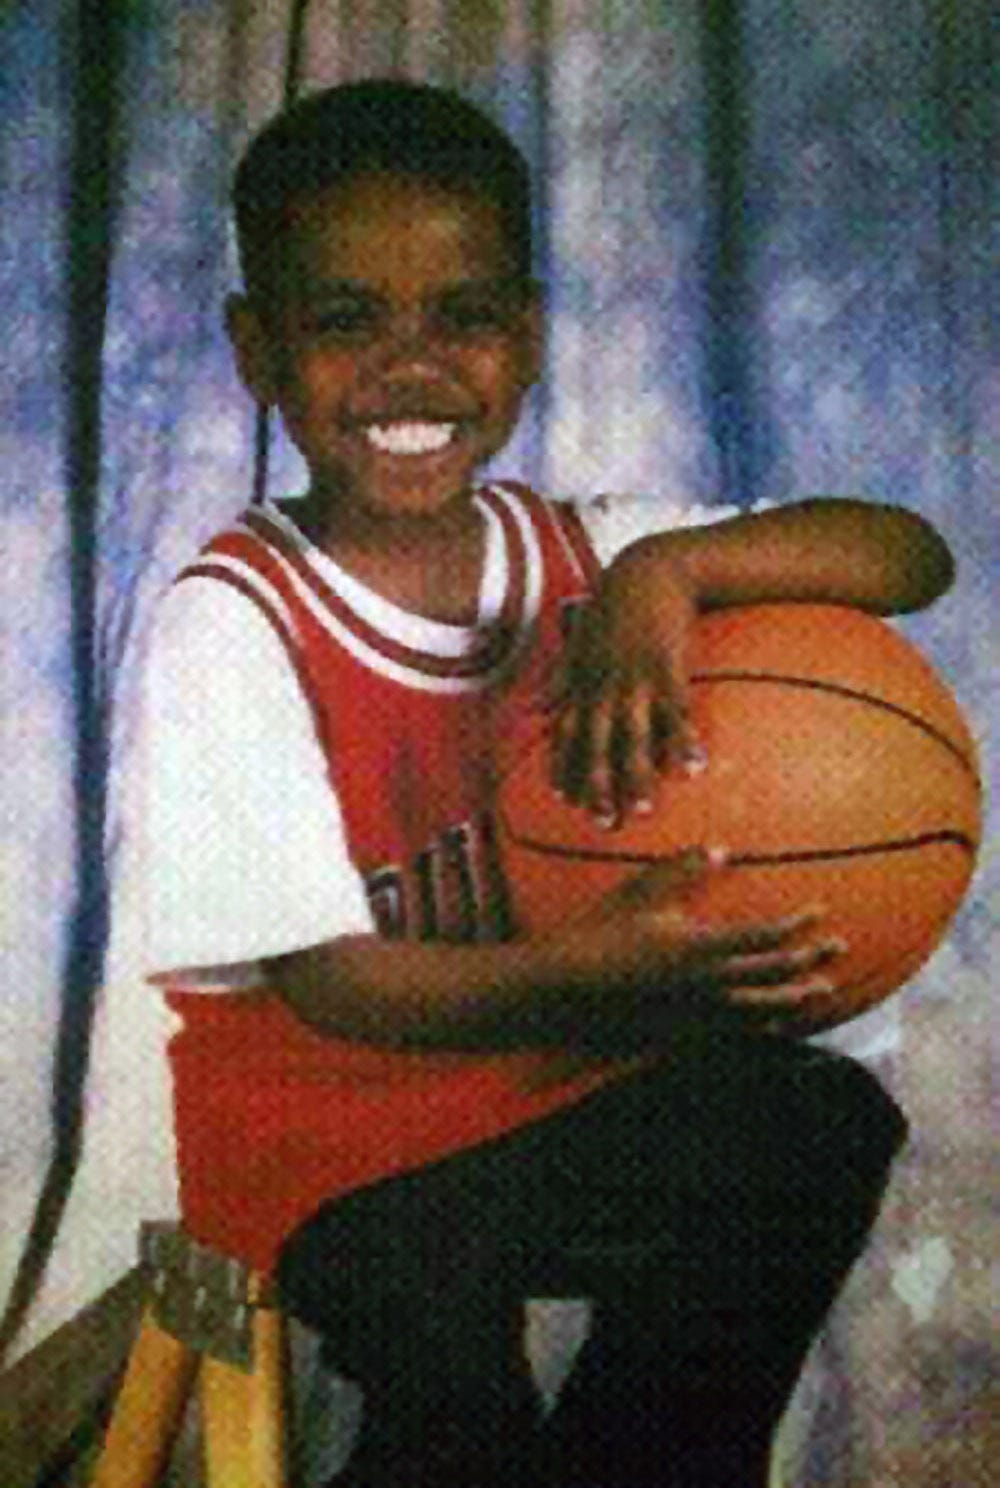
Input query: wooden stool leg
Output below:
<box><xmin>200</xmin><ymin>1306</ymin><xmax>288</xmax><ymax>1487</ymax></box>
<box><xmin>91</xmin><ymin>1306</ymin><xmax>199</xmax><ymax>1487</ymax></box>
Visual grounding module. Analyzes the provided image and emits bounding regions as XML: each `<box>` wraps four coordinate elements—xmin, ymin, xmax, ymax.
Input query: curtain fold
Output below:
<box><xmin>1</xmin><ymin>3</ymin><xmax>993</xmax><ymax>1481</ymax></box>
<box><xmin>0</xmin><ymin>0</ymin><xmax>127</xmax><ymax>1358</ymax></box>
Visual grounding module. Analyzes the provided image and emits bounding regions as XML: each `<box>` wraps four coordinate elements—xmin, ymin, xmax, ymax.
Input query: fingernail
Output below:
<box><xmin>595</xmin><ymin>812</ymin><xmax>616</xmax><ymax>830</ymax></box>
<box><xmin>635</xmin><ymin>798</ymin><xmax>654</xmax><ymax>816</ymax></box>
<box><xmin>683</xmin><ymin>744</ymin><xmax>709</xmax><ymax>777</ymax></box>
<box><xmin>824</xmin><ymin>936</ymin><xmax>850</xmax><ymax>956</ymax></box>
<box><xmin>706</xmin><ymin>845</ymin><xmax>730</xmax><ymax>868</ymax></box>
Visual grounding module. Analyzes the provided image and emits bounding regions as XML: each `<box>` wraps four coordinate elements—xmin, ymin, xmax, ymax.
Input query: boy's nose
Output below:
<box><xmin>387</xmin><ymin>305</ymin><xmax>425</xmax><ymax>346</ymax></box>
<box><xmin>376</xmin><ymin>309</ymin><xmax>450</xmax><ymax>377</ymax></box>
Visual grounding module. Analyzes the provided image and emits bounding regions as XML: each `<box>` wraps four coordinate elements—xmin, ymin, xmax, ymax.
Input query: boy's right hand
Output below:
<box><xmin>555</xmin><ymin>848</ymin><xmax>845</xmax><ymax>1041</ymax></box>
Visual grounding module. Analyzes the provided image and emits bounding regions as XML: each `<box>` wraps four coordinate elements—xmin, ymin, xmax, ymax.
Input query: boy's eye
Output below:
<box><xmin>436</xmin><ymin>298</ymin><xmax>510</xmax><ymax>335</ymax></box>
<box><xmin>286</xmin><ymin>284</ymin><xmax>524</xmax><ymax>343</ymax></box>
<box><xmin>306</xmin><ymin>302</ymin><xmax>378</xmax><ymax>338</ymax></box>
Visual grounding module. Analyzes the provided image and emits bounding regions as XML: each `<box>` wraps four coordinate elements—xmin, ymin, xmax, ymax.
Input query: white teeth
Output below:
<box><xmin>365</xmin><ymin>421</ymin><xmax>456</xmax><ymax>455</ymax></box>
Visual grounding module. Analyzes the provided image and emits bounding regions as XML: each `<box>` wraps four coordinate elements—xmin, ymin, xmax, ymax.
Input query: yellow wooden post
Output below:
<box><xmin>90</xmin><ymin>1226</ymin><xmax>290</xmax><ymax>1487</ymax></box>
<box><xmin>91</xmin><ymin>1307</ymin><xmax>199</xmax><ymax>1488</ymax></box>
<box><xmin>200</xmin><ymin>1305</ymin><xmax>288</xmax><ymax>1487</ymax></box>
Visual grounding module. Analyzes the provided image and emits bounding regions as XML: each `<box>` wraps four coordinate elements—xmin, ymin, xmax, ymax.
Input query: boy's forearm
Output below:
<box><xmin>264</xmin><ymin>856</ymin><xmax>855</xmax><ymax>1049</ymax></box>
<box><xmin>617</xmin><ymin>498</ymin><xmax>954</xmax><ymax>615</ymax></box>
<box><xmin>266</xmin><ymin>930</ymin><xmax>621</xmax><ymax>1052</ymax></box>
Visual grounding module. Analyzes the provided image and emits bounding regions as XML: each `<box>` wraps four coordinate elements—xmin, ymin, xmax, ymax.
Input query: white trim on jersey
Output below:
<box><xmin>243</xmin><ymin>537</ymin><xmax>497</xmax><ymax>693</ymax></box>
<box><xmin>536</xmin><ymin>491</ymin><xmax>595</xmax><ymax>587</ymax></box>
<box><xmin>257</xmin><ymin>504</ymin><xmax>481</xmax><ymax>657</ymax></box>
<box><xmin>234</xmin><ymin>488</ymin><xmax>545</xmax><ymax>695</ymax></box>
<box><xmin>186</xmin><ymin>551</ymin><xmax>303</xmax><ymax>643</ymax></box>
<box><xmin>476</xmin><ymin>498</ymin><xmax>507</xmax><ymax>623</ymax></box>
<box><xmin>484</xmin><ymin>484</ymin><xmax>545</xmax><ymax>632</ymax></box>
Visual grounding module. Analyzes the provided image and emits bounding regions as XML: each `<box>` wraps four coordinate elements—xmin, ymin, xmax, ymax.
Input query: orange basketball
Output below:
<box><xmin>497</xmin><ymin>604</ymin><xmax>981</xmax><ymax>1028</ymax></box>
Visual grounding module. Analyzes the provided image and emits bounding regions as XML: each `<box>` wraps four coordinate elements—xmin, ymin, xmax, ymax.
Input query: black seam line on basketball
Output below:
<box><xmin>689</xmin><ymin>671</ymin><xmax>978</xmax><ymax>777</ymax></box>
<box><xmin>508</xmin><ymin>831</ymin><xmax>976</xmax><ymax>866</ymax></box>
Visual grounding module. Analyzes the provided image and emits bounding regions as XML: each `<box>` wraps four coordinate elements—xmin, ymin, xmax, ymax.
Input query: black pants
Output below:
<box><xmin>278</xmin><ymin>1034</ymin><xmax>906</xmax><ymax>1488</ymax></box>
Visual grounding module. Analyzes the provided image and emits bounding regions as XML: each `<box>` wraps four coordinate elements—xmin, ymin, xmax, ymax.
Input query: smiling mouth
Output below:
<box><xmin>363</xmin><ymin>420</ymin><xmax>459</xmax><ymax>456</ymax></box>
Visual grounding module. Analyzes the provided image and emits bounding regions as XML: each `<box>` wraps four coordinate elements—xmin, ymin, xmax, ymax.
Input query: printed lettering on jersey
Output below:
<box><xmin>364</xmin><ymin>812</ymin><xmax>513</xmax><ymax>943</ymax></box>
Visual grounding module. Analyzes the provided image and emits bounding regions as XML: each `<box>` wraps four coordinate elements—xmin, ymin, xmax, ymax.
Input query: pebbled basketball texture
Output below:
<box><xmin>497</xmin><ymin>603</ymin><xmax>981</xmax><ymax>1027</ymax></box>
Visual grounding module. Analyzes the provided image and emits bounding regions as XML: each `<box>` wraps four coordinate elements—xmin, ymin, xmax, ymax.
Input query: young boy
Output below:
<box><xmin>143</xmin><ymin>80</ymin><xmax>954</xmax><ymax>1486</ymax></box>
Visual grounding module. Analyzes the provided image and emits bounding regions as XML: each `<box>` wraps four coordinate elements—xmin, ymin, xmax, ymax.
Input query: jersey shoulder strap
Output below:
<box><xmin>485</xmin><ymin>480</ymin><xmax>603</xmax><ymax>591</ymax></box>
<box><xmin>171</xmin><ymin>512</ymin><xmax>322</xmax><ymax>719</ymax></box>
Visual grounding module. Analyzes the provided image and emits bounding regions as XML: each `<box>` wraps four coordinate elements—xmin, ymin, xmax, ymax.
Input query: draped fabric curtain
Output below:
<box><xmin>1</xmin><ymin>2</ymin><xmax>993</xmax><ymax>1481</ymax></box>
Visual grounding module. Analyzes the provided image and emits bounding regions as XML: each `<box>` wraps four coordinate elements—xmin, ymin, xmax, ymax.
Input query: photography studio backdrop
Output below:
<box><xmin>0</xmin><ymin>3</ymin><xmax>994</xmax><ymax>1483</ymax></box>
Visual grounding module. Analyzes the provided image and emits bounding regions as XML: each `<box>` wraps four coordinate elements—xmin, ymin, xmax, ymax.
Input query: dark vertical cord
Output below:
<box><xmin>0</xmin><ymin>0</ymin><xmax>126</xmax><ymax>1362</ymax></box>
<box><xmin>696</xmin><ymin>0</ymin><xmax>771</xmax><ymax>506</ymax></box>
<box><xmin>282</xmin><ymin>0</ymin><xmax>311</xmax><ymax>103</ymax></box>
<box><xmin>250</xmin><ymin>0</ymin><xmax>313</xmax><ymax>506</ymax></box>
<box><xmin>531</xmin><ymin>0</ymin><xmax>553</xmax><ymax>491</ymax></box>
<box><xmin>931</xmin><ymin>0</ymin><xmax>988</xmax><ymax>505</ymax></box>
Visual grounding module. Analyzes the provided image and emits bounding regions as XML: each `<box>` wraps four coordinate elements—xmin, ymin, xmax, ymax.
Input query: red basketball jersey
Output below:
<box><xmin>163</xmin><ymin>483</ymin><xmax>622</xmax><ymax>1272</ymax></box>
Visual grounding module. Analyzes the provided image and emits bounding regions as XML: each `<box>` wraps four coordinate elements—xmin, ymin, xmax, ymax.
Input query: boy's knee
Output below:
<box><xmin>645</xmin><ymin>1034</ymin><xmax>908</xmax><ymax>1249</ymax></box>
<box><xmin>715</xmin><ymin>1033</ymin><xmax>905</xmax><ymax>1158</ymax></box>
<box><xmin>773</xmin><ymin>1041</ymin><xmax>907</xmax><ymax>1191</ymax></box>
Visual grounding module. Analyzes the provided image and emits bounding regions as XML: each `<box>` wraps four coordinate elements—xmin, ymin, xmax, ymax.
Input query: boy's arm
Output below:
<box><xmin>633</xmin><ymin>496</ymin><xmax>954</xmax><ymax>616</ymax></box>
<box><xmin>267</xmin><ymin>851</ymin><xmax>844</xmax><ymax>1049</ymax></box>
<box><xmin>553</xmin><ymin>498</ymin><xmax>955</xmax><ymax>822</ymax></box>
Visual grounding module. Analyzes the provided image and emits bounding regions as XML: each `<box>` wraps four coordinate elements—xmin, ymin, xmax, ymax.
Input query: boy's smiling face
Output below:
<box><xmin>228</xmin><ymin>172</ymin><xmax>541</xmax><ymax>531</ymax></box>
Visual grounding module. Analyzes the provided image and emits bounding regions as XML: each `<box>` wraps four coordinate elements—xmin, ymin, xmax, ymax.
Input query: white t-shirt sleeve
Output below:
<box><xmin>140</xmin><ymin>578</ymin><xmax>374</xmax><ymax>985</ymax></box>
<box><xmin>574</xmin><ymin>492</ymin><xmax>765</xmax><ymax>567</ymax></box>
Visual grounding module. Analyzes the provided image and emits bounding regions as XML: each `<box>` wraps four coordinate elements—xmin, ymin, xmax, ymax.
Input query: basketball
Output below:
<box><xmin>497</xmin><ymin>603</ymin><xmax>981</xmax><ymax>1028</ymax></box>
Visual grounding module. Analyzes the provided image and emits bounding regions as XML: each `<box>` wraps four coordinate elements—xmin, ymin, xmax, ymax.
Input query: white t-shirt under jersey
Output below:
<box><xmin>141</xmin><ymin>493</ymin><xmax>741</xmax><ymax>987</ymax></box>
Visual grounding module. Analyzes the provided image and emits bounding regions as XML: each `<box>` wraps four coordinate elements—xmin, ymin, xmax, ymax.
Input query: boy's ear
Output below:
<box><xmin>224</xmin><ymin>293</ymin><xmax>280</xmax><ymax>406</ymax></box>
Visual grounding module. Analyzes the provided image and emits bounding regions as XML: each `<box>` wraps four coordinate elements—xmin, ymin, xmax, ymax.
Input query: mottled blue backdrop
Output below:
<box><xmin>1</xmin><ymin>3</ymin><xmax>994</xmax><ymax>1482</ymax></box>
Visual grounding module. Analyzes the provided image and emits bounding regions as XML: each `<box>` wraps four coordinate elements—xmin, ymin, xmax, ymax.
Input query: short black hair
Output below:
<box><xmin>233</xmin><ymin>78</ymin><xmax>534</xmax><ymax>296</ymax></box>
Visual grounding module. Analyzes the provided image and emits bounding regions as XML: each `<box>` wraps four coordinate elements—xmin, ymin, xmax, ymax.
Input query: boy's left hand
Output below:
<box><xmin>550</xmin><ymin>550</ymin><xmax>706</xmax><ymax>826</ymax></box>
